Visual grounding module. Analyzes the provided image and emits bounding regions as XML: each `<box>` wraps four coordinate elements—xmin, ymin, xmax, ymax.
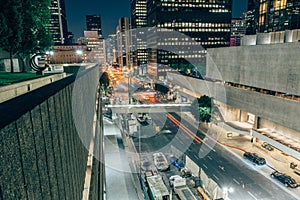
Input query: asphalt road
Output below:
<box><xmin>132</xmin><ymin>112</ymin><xmax>300</xmax><ymax>200</ymax></box>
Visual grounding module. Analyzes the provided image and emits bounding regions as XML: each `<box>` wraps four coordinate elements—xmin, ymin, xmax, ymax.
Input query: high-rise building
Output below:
<box><xmin>246</xmin><ymin>0</ymin><xmax>300</xmax><ymax>33</ymax></box>
<box><xmin>77</xmin><ymin>31</ymin><xmax>106</xmax><ymax>65</ymax></box>
<box><xmin>147</xmin><ymin>0</ymin><xmax>232</xmax><ymax>80</ymax></box>
<box><xmin>106</xmin><ymin>34</ymin><xmax>117</xmax><ymax>65</ymax></box>
<box><xmin>131</xmin><ymin>0</ymin><xmax>148</xmax><ymax>74</ymax></box>
<box><xmin>86</xmin><ymin>15</ymin><xmax>103</xmax><ymax>38</ymax></box>
<box><xmin>116</xmin><ymin>18</ymin><xmax>133</xmax><ymax>69</ymax></box>
<box><xmin>230</xmin><ymin>18</ymin><xmax>246</xmax><ymax>46</ymax></box>
<box><xmin>245</xmin><ymin>0</ymin><xmax>260</xmax><ymax>35</ymax></box>
<box><xmin>49</xmin><ymin>0</ymin><xmax>69</xmax><ymax>44</ymax></box>
<box><xmin>131</xmin><ymin>0</ymin><xmax>147</xmax><ymax>28</ymax></box>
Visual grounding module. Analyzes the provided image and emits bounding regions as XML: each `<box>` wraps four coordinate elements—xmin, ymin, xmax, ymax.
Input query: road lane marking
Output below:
<box><xmin>233</xmin><ymin>178</ymin><xmax>240</xmax><ymax>185</ymax></box>
<box><xmin>213</xmin><ymin>174</ymin><xmax>219</xmax><ymax>180</ymax></box>
<box><xmin>207</xmin><ymin>155</ymin><xmax>212</xmax><ymax>160</ymax></box>
<box><xmin>178</xmin><ymin>140</ymin><xmax>184</xmax><ymax>145</ymax></box>
<box><xmin>203</xmin><ymin>164</ymin><xmax>208</xmax><ymax>169</ymax></box>
<box><xmin>194</xmin><ymin>154</ymin><xmax>199</xmax><ymax>160</ymax></box>
<box><xmin>247</xmin><ymin>191</ymin><xmax>258</xmax><ymax>200</ymax></box>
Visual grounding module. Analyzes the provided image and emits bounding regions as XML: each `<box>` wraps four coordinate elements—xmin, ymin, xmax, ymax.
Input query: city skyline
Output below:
<box><xmin>65</xmin><ymin>0</ymin><xmax>248</xmax><ymax>39</ymax></box>
<box><xmin>1</xmin><ymin>0</ymin><xmax>300</xmax><ymax>199</ymax></box>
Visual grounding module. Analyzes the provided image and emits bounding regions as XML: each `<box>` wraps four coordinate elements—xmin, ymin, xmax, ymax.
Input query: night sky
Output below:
<box><xmin>65</xmin><ymin>0</ymin><xmax>248</xmax><ymax>39</ymax></box>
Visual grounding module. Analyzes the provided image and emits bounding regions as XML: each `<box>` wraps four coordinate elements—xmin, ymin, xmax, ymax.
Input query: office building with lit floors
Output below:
<box><xmin>230</xmin><ymin>18</ymin><xmax>246</xmax><ymax>46</ymax></box>
<box><xmin>49</xmin><ymin>0</ymin><xmax>69</xmax><ymax>44</ymax></box>
<box><xmin>116</xmin><ymin>17</ymin><xmax>133</xmax><ymax>69</ymax></box>
<box><xmin>106</xmin><ymin>34</ymin><xmax>117</xmax><ymax>65</ymax></box>
<box><xmin>78</xmin><ymin>31</ymin><xmax>106</xmax><ymax>65</ymax></box>
<box><xmin>246</xmin><ymin>0</ymin><xmax>300</xmax><ymax>33</ymax></box>
<box><xmin>131</xmin><ymin>0</ymin><xmax>148</xmax><ymax>74</ymax></box>
<box><xmin>147</xmin><ymin>0</ymin><xmax>232</xmax><ymax>80</ymax></box>
<box><xmin>86</xmin><ymin>15</ymin><xmax>103</xmax><ymax>38</ymax></box>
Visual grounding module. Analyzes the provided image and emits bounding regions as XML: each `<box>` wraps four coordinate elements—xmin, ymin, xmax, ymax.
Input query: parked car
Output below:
<box><xmin>243</xmin><ymin>152</ymin><xmax>266</xmax><ymax>165</ymax></box>
<box><xmin>169</xmin><ymin>156</ymin><xmax>184</xmax><ymax>169</ymax></box>
<box><xmin>271</xmin><ymin>171</ymin><xmax>298</xmax><ymax>188</ymax></box>
<box><xmin>261</xmin><ymin>142</ymin><xmax>274</xmax><ymax>151</ymax></box>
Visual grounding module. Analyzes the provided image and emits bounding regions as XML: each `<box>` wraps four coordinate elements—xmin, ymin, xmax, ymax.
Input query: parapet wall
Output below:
<box><xmin>0</xmin><ymin>73</ymin><xmax>66</xmax><ymax>103</ymax></box>
<box><xmin>0</xmin><ymin>65</ymin><xmax>100</xmax><ymax>199</ymax></box>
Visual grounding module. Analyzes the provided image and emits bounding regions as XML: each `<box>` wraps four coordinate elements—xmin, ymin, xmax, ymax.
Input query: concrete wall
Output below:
<box><xmin>216</xmin><ymin>101</ymin><xmax>240</xmax><ymax>121</ymax></box>
<box><xmin>168</xmin><ymin>73</ymin><xmax>300</xmax><ymax>133</ymax></box>
<box><xmin>0</xmin><ymin>59</ymin><xmax>20</xmax><ymax>72</ymax></box>
<box><xmin>241</xmin><ymin>29</ymin><xmax>300</xmax><ymax>45</ymax></box>
<box><xmin>206</xmin><ymin>42</ymin><xmax>300</xmax><ymax>96</ymax></box>
<box><xmin>0</xmin><ymin>66</ymin><xmax>100</xmax><ymax>199</ymax></box>
<box><xmin>259</xmin><ymin>118</ymin><xmax>300</xmax><ymax>140</ymax></box>
<box><xmin>0</xmin><ymin>73</ymin><xmax>66</xmax><ymax>103</ymax></box>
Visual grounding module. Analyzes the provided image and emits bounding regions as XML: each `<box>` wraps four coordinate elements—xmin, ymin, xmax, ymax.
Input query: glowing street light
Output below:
<box><xmin>76</xmin><ymin>49</ymin><xmax>83</xmax><ymax>55</ymax></box>
<box><xmin>76</xmin><ymin>49</ymin><xmax>83</xmax><ymax>63</ymax></box>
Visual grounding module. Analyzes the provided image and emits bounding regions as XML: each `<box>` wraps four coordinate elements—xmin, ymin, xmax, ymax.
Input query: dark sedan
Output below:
<box><xmin>243</xmin><ymin>152</ymin><xmax>266</xmax><ymax>165</ymax></box>
<box><xmin>271</xmin><ymin>171</ymin><xmax>298</xmax><ymax>188</ymax></box>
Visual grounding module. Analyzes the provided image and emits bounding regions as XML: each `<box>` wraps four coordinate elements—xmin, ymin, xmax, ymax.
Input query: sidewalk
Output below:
<box><xmin>181</xmin><ymin>112</ymin><xmax>300</xmax><ymax>184</ymax></box>
<box><xmin>104</xmin><ymin>120</ymin><xmax>141</xmax><ymax>200</ymax></box>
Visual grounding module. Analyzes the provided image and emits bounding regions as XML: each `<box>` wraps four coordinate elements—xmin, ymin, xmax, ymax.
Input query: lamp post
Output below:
<box><xmin>45</xmin><ymin>50</ymin><xmax>54</xmax><ymax>64</ymax></box>
<box><xmin>76</xmin><ymin>49</ymin><xmax>83</xmax><ymax>63</ymax></box>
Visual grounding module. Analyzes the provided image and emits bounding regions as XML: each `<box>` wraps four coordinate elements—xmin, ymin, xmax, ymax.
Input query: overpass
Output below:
<box><xmin>106</xmin><ymin>103</ymin><xmax>191</xmax><ymax>113</ymax></box>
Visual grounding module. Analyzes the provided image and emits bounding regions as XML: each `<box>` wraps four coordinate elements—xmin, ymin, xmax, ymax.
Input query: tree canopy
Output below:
<box><xmin>0</xmin><ymin>0</ymin><xmax>52</xmax><ymax>72</ymax></box>
<box><xmin>191</xmin><ymin>95</ymin><xmax>212</xmax><ymax>123</ymax></box>
<box><xmin>100</xmin><ymin>72</ymin><xmax>110</xmax><ymax>89</ymax></box>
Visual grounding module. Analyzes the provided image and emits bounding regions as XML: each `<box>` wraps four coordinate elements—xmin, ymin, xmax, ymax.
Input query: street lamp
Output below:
<box><xmin>45</xmin><ymin>51</ymin><xmax>54</xmax><ymax>64</ymax></box>
<box><xmin>76</xmin><ymin>49</ymin><xmax>83</xmax><ymax>63</ymax></box>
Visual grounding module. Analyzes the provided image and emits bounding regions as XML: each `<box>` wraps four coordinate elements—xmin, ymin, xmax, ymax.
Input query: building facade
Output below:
<box><xmin>246</xmin><ymin>0</ymin><xmax>300</xmax><ymax>34</ymax></box>
<box><xmin>230</xmin><ymin>18</ymin><xmax>246</xmax><ymax>46</ymax></box>
<box><xmin>147</xmin><ymin>0</ymin><xmax>232</xmax><ymax>80</ymax></box>
<box><xmin>116</xmin><ymin>18</ymin><xmax>133</xmax><ymax>69</ymax></box>
<box><xmin>49</xmin><ymin>0</ymin><xmax>69</xmax><ymax>44</ymax></box>
<box><xmin>131</xmin><ymin>0</ymin><xmax>148</xmax><ymax>74</ymax></box>
<box><xmin>245</xmin><ymin>0</ymin><xmax>260</xmax><ymax>35</ymax></box>
<box><xmin>46</xmin><ymin>44</ymin><xmax>88</xmax><ymax>64</ymax></box>
<box><xmin>106</xmin><ymin>34</ymin><xmax>117</xmax><ymax>65</ymax></box>
<box><xmin>86</xmin><ymin>15</ymin><xmax>103</xmax><ymax>38</ymax></box>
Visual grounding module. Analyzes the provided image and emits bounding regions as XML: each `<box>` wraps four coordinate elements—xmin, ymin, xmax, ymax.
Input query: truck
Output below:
<box><xmin>153</xmin><ymin>152</ymin><xmax>170</xmax><ymax>171</ymax></box>
<box><xmin>169</xmin><ymin>175</ymin><xmax>197</xmax><ymax>200</ymax></box>
<box><xmin>147</xmin><ymin>175</ymin><xmax>170</xmax><ymax>200</ymax></box>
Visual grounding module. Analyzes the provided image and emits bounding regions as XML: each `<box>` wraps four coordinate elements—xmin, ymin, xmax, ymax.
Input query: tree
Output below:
<box><xmin>0</xmin><ymin>0</ymin><xmax>23</xmax><ymax>72</ymax></box>
<box><xmin>17</xmin><ymin>0</ymin><xmax>52</xmax><ymax>72</ymax></box>
<box><xmin>191</xmin><ymin>95</ymin><xmax>212</xmax><ymax>123</ymax></box>
<box><xmin>100</xmin><ymin>72</ymin><xmax>110</xmax><ymax>89</ymax></box>
<box><xmin>0</xmin><ymin>0</ymin><xmax>52</xmax><ymax>72</ymax></box>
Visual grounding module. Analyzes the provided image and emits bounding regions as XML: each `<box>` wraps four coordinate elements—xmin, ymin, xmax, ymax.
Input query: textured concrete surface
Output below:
<box><xmin>168</xmin><ymin>73</ymin><xmax>300</xmax><ymax>133</ymax></box>
<box><xmin>0</xmin><ymin>66</ymin><xmax>99</xmax><ymax>199</ymax></box>
<box><xmin>206</xmin><ymin>42</ymin><xmax>300</xmax><ymax>96</ymax></box>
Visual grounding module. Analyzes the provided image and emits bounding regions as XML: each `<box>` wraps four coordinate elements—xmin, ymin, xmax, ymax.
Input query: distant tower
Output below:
<box><xmin>131</xmin><ymin>0</ymin><xmax>148</xmax><ymax>73</ymax></box>
<box><xmin>116</xmin><ymin>18</ymin><xmax>132</xmax><ymax>68</ymax></box>
<box><xmin>106</xmin><ymin>34</ymin><xmax>117</xmax><ymax>65</ymax></box>
<box><xmin>246</xmin><ymin>0</ymin><xmax>300</xmax><ymax>33</ymax></box>
<box><xmin>86</xmin><ymin>15</ymin><xmax>103</xmax><ymax>38</ymax></box>
<box><xmin>49</xmin><ymin>0</ymin><xmax>69</xmax><ymax>44</ymax></box>
<box><xmin>231</xmin><ymin>18</ymin><xmax>246</xmax><ymax>46</ymax></box>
